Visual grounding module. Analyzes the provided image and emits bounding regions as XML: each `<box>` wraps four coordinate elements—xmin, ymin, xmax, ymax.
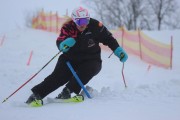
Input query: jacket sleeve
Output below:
<box><xmin>92</xmin><ymin>20</ymin><xmax>119</xmax><ymax>51</ymax></box>
<box><xmin>56</xmin><ymin>25</ymin><xmax>70</xmax><ymax>49</ymax></box>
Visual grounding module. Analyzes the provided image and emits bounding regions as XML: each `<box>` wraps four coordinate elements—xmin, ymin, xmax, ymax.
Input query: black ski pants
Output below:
<box><xmin>31</xmin><ymin>55</ymin><xmax>102</xmax><ymax>99</ymax></box>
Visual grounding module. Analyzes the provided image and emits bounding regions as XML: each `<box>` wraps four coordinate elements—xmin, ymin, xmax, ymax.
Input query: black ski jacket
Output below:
<box><xmin>56</xmin><ymin>18</ymin><xmax>119</xmax><ymax>62</ymax></box>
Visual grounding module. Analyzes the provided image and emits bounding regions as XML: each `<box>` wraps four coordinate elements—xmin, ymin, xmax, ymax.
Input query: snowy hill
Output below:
<box><xmin>0</xmin><ymin>28</ymin><xmax>180</xmax><ymax>120</ymax></box>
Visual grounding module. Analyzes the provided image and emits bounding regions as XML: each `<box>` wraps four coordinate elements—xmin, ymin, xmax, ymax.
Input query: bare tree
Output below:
<box><xmin>102</xmin><ymin>0</ymin><xmax>124</xmax><ymax>28</ymax></box>
<box><xmin>82</xmin><ymin>0</ymin><xmax>180</xmax><ymax>30</ymax></box>
<box><xmin>164</xmin><ymin>11</ymin><xmax>180</xmax><ymax>29</ymax></box>
<box><xmin>24</xmin><ymin>9</ymin><xmax>40</xmax><ymax>28</ymax></box>
<box><xmin>82</xmin><ymin>0</ymin><xmax>147</xmax><ymax>30</ymax></box>
<box><xmin>24</xmin><ymin>11</ymin><xmax>33</xmax><ymax>28</ymax></box>
<box><xmin>82</xmin><ymin>0</ymin><xmax>108</xmax><ymax>26</ymax></box>
<box><xmin>147</xmin><ymin>0</ymin><xmax>179</xmax><ymax>30</ymax></box>
<box><xmin>126</xmin><ymin>0</ymin><xmax>146</xmax><ymax>29</ymax></box>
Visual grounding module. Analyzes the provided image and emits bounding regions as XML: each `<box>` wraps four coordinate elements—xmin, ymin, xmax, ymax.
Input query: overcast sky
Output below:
<box><xmin>0</xmin><ymin>0</ymin><xmax>180</xmax><ymax>33</ymax></box>
<box><xmin>0</xmin><ymin>0</ymin><xmax>86</xmax><ymax>33</ymax></box>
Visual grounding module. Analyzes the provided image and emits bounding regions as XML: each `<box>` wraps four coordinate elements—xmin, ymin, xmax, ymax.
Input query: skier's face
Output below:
<box><xmin>76</xmin><ymin>25</ymin><xmax>87</xmax><ymax>31</ymax></box>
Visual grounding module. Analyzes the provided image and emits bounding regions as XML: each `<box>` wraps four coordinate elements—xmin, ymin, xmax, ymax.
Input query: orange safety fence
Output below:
<box><xmin>32</xmin><ymin>9</ymin><xmax>68</xmax><ymax>33</ymax></box>
<box><xmin>140</xmin><ymin>31</ymin><xmax>172</xmax><ymax>69</ymax></box>
<box><xmin>31</xmin><ymin>10</ymin><xmax>173</xmax><ymax>69</ymax></box>
<box><xmin>112</xmin><ymin>27</ymin><xmax>173</xmax><ymax>69</ymax></box>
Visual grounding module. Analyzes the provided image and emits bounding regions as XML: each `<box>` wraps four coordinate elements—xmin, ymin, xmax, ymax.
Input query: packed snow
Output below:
<box><xmin>0</xmin><ymin>28</ymin><xmax>180</xmax><ymax>120</ymax></box>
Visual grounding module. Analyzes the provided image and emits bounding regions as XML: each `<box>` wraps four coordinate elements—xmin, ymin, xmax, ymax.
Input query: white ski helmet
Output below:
<box><xmin>71</xmin><ymin>7</ymin><xmax>90</xmax><ymax>26</ymax></box>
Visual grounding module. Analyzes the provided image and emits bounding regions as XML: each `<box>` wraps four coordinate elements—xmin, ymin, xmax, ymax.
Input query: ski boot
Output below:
<box><xmin>26</xmin><ymin>93</ymin><xmax>43</xmax><ymax>107</ymax></box>
<box><xmin>56</xmin><ymin>87</ymin><xmax>71</xmax><ymax>99</ymax></box>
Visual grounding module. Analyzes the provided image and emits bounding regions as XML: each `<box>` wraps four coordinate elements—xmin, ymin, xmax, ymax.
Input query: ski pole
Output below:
<box><xmin>108</xmin><ymin>52</ymin><xmax>114</xmax><ymax>58</ymax></box>
<box><xmin>66</xmin><ymin>61</ymin><xmax>92</xmax><ymax>98</ymax></box>
<box><xmin>121</xmin><ymin>63</ymin><xmax>127</xmax><ymax>88</ymax></box>
<box><xmin>108</xmin><ymin>52</ymin><xmax>127</xmax><ymax>88</ymax></box>
<box><xmin>2</xmin><ymin>51</ymin><xmax>61</xmax><ymax>103</ymax></box>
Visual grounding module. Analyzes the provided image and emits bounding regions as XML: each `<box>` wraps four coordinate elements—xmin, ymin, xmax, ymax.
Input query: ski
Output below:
<box><xmin>27</xmin><ymin>95</ymin><xmax>84</xmax><ymax>107</ymax></box>
<box><xmin>46</xmin><ymin>95</ymin><xmax>84</xmax><ymax>103</ymax></box>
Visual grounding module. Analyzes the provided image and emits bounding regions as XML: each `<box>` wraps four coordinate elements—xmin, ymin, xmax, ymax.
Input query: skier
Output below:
<box><xmin>26</xmin><ymin>6</ymin><xmax>128</xmax><ymax>106</ymax></box>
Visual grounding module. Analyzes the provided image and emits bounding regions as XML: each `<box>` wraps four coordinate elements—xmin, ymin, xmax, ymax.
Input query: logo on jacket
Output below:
<box><xmin>88</xmin><ymin>39</ymin><xmax>95</xmax><ymax>47</ymax></box>
<box><xmin>85</xmin><ymin>32</ymin><xmax>92</xmax><ymax>35</ymax></box>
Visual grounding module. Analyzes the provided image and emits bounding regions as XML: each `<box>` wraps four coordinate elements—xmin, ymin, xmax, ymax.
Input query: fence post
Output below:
<box><xmin>0</xmin><ymin>34</ymin><xmax>5</xmax><ymax>47</ymax></box>
<box><xmin>138</xmin><ymin>28</ymin><xmax>142</xmax><ymax>60</ymax></box>
<box><xmin>27</xmin><ymin>50</ymin><xmax>33</xmax><ymax>66</ymax></box>
<box><xmin>147</xmin><ymin>65</ymin><xmax>151</xmax><ymax>71</ymax></box>
<box><xmin>40</xmin><ymin>9</ymin><xmax>44</xmax><ymax>30</ymax></box>
<box><xmin>170</xmin><ymin>36</ymin><xmax>173</xmax><ymax>69</ymax></box>
<box><xmin>66</xmin><ymin>9</ymin><xmax>68</xmax><ymax>16</ymax></box>
<box><xmin>50</xmin><ymin>11</ymin><xmax>52</xmax><ymax>32</ymax></box>
<box><xmin>56</xmin><ymin>11</ymin><xmax>59</xmax><ymax>33</ymax></box>
<box><xmin>121</xmin><ymin>27</ymin><xmax>124</xmax><ymax>47</ymax></box>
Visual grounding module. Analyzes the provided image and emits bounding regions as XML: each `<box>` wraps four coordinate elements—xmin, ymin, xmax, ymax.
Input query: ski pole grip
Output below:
<box><xmin>120</xmin><ymin>53</ymin><xmax>125</xmax><ymax>61</ymax></box>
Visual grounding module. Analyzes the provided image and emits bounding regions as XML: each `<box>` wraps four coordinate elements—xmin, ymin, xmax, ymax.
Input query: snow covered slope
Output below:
<box><xmin>0</xmin><ymin>28</ymin><xmax>180</xmax><ymax>120</ymax></box>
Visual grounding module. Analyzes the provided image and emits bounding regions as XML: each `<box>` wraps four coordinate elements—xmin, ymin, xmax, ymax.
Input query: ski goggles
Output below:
<box><xmin>74</xmin><ymin>18</ymin><xmax>90</xmax><ymax>26</ymax></box>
